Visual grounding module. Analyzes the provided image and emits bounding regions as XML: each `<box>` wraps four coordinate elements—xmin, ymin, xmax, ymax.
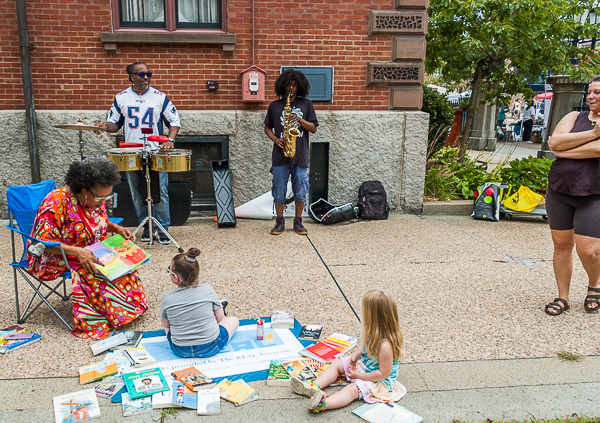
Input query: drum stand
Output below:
<box><xmin>132</xmin><ymin>149</ymin><xmax>184</xmax><ymax>253</ymax></box>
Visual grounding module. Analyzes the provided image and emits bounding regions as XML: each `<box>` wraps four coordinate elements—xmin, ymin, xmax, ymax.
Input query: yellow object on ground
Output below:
<box><xmin>503</xmin><ymin>186</ymin><xmax>544</xmax><ymax>213</ymax></box>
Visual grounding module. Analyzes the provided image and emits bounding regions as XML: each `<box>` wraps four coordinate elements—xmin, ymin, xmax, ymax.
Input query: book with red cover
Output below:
<box><xmin>299</xmin><ymin>333</ymin><xmax>358</xmax><ymax>363</ymax></box>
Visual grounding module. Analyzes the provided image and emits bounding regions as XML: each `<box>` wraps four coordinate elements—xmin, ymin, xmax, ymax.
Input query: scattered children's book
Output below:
<box><xmin>172</xmin><ymin>381</ymin><xmax>198</xmax><ymax>409</ymax></box>
<box><xmin>90</xmin><ymin>332</ymin><xmax>128</xmax><ymax>355</ymax></box>
<box><xmin>215</xmin><ymin>378</ymin><xmax>255</xmax><ymax>405</ymax></box>
<box><xmin>94</xmin><ymin>375</ymin><xmax>125</xmax><ymax>398</ymax></box>
<box><xmin>270</xmin><ymin>310</ymin><xmax>294</xmax><ymax>328</ymax></box>
<box><xmin>0</xmin><ymin>325</ymin><xmax>41</xmax><ymax>354</ymax></box>
<box><xmin>266</xmin><ymin>360</ymin><xmax>291</xmax><ymax>386</ymax></box>
<box><xmin>196</xmin><ymin>388</ymin><xmax>221</xmax><ymax>416</ymax></box>
<box><xmin>53</xmin><ymin>389</ymin><xmax>101</xmax><ymax>423</ymax></box>
<box><xmin>111</xmin><ymin>330</ymin><xmax>143</xmax><ymax>350</ymax></box>
<box><xmin>124</xmin><ymin>347</ymin><xmax>157</xmax><ymax>367</ymax></box>
<box><xmin>280</xmin><ymin>358</ymin><xmax>317</xmax><ymax>382</ymax></box>
<box><xmin>171</xmin><ymin>367</ymin><xmax>216</xmax><ymax>391</ymax></box>
<box><xmin>298</xmin><ymin>324</ymin><xmax>323</xmax><ymax>341</ymax></box>
<box><xmin>352</xmin><ymin>402</ymin><xmax>423</xmax><ymax>423</ymax></box>
<box><xmin>302</xmin><ymin>358</ymin><xmax>329</xmax><ymax>378</ymax></box>
<box><xmin>299</xmin><ymin>332</ymin><xmax>358</xmax><ymax>363</ymax></box>
<box><xmin>105</xmin><ymin>349</ymin><xmax>133</xmax><ymax>375</ymax></box>
<box><xmin>152</xmin><ymin>385</ymin><xmax>181</xmax><ymax>409</ymax></box>
<box><xmin>85</xmin><ymin>234</ymin><xmax>151</xmax><ymax>281</ymax></box>
<box><xmin>122</xmin><ymin>367</ymin><xmax>169</xmax><ymax>400</ymax></box>
<box><xmin>121</xmin><ymin>392</ymin><xmax>152</xmax><ymax>416</ymax></box>
<box><xmin>233</xmin><ymin>379</ymin><xmax>258</xmax><ymax>406</ymax></box>
<box><xmin>79</xmin><ymin>359</ymin><xmax>118</xmax><ymax>384</ymax></box>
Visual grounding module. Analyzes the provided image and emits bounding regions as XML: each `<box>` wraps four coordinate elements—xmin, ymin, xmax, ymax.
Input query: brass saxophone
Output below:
<box><xmin>282</xmin><ymin>91</ymin><xmax>301</xmax><ymax>158</ymax></box>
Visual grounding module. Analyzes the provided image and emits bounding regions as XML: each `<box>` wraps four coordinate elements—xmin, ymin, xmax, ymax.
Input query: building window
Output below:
<box><xmin>117</xmin><ymin>0</ymin><xmax>223</xmax><ymax>30</ymax></box>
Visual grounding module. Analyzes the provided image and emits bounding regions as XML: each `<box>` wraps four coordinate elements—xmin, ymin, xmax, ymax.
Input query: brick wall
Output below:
<box><xmin>1</xmin><ymin>0</ymin><xmax>395</xmax><ymax>112</ymax></box>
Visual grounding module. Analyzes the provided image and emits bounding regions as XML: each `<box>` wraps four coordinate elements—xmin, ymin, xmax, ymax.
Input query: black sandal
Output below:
<box><xmin>545</xmin><ymin>298</ymin><xmax>570</xmax><ymax>316</ymax></box>
<box><xmin>584</xmin><ymin>287</ymin><xmax>600</xmax><ymax>313</ymax></box>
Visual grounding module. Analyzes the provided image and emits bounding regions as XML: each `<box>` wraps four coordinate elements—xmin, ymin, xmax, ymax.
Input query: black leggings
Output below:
<box><xmin>546</xmin><ymin>187</ymin><xmax>600</xmax><ymax>238</ymax></box>
<box><xmin>522</xmin><ymin>119</ymin><xmax>534</xmax><ymax>141</ymax></box>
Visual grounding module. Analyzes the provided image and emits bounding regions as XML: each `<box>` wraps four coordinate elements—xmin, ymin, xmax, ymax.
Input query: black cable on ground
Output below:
<box><xmin>306</xmin><ymin>235</ymin><xmax>361</xmax><ymax>323</ymax></box>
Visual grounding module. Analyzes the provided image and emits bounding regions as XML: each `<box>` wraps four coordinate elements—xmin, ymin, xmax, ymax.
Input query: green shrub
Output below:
<box><xmin>498</xmin><ymin>156</ymin><xmax>552</xmax><ymax>195</ymax></box>
<box><xmin>421</xmin><ymin>85</ymin><xmax>455</xmax><ymax>158</ymax></box>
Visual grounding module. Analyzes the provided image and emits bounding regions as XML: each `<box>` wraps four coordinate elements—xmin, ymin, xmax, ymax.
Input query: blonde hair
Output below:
<box><xmin>362</xmin><ymin>290</ymin><xmax>403</xmax><ymax>362</ymax></box>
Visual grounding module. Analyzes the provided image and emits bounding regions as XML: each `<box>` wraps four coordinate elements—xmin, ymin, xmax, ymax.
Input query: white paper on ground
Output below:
<box><xmin>234</xmin><ymin>181</ymin><xmax>309</xmax><ymax>219</ymax></box>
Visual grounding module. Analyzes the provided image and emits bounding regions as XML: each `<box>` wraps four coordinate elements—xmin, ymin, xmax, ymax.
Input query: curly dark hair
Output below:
<box><xmin>171</xmin><ymin>247</ymin><xmax>201</xmax><ymax>288</ymax></box>
<box><xmin>274</xmin><ymin>69</ymin><xmax>310</xmax><ymax>98</ymax></box>
<box><xmin>65</xmin><ymin>156</ymin><xmax>121</xmax><ymax>194</ymax></box>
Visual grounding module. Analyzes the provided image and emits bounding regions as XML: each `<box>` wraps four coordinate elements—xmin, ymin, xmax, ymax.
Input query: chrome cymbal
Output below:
<box><xmin>53</xmin><ymin>123</ymin><xmax>106</xmax><ymax>131</ymax></box>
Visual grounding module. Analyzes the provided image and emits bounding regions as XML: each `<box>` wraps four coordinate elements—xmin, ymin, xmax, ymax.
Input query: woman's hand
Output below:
<box><xmin>75</xmin><ymin>247</ymin><xmax>104</xmax><ymax>274</ymax></box>
<box><xmin>117</xmin><ymin>226</ymin><xmax>135</xmax><ymax>242</ymax></box>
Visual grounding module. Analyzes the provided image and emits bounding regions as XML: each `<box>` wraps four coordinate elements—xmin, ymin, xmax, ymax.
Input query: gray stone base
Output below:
<box><xmin>1</xmin><ymin>110</ymin><xmax>429</xmax><ymax>217</ymax></box>
<box><xmin>468</xmin><ymin>136</ymin><xmax>496</xmax><ymax>151</ymax></box>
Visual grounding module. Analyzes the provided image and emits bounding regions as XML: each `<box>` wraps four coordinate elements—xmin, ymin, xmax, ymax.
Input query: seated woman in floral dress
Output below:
<box><xmin>28</xmin><ymin>156</ymin><xmax>148</xmax><ymax>339</ymax></box>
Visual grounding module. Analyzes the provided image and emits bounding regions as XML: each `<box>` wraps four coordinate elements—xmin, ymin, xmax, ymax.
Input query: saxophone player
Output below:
<box><xmin>264</xmin><ymin>69</ymin><xmax>319</xmax><ymax>235</ymax></box>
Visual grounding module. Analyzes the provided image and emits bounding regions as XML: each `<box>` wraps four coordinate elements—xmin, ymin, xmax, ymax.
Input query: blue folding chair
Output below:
<box><xmin>6</xmin><ymin>180</ymin><xmax>73</xmax><ymax>330</ymax></box>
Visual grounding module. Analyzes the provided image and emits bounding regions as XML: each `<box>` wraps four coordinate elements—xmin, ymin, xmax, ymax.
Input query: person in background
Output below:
<box><xmin>521</xmin><ymin>101</ymin><xmax>536</xmax><ymax>143</ymax></box>
<box><xmin>264</xmin><ymin>69</ymin><xmax>319</xmax><ymax>235</ymax></box>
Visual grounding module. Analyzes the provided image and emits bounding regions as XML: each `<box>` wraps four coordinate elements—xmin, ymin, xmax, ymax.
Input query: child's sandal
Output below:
<box><xmin>309</xmin><ymin>390</ymin><xmax>327</xmax><ymax>412</ymax></box>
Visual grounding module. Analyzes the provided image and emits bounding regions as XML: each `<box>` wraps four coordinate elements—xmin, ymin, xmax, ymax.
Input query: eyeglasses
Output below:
<box><xmin>88</xmin><ymin>188</ymin><xmax>114</xmax><ymax>202</ymax></box>
<box><xmin>134</xmin><ymin>72</ymin><xmax>153</xmax><ymax>78</ymax></box>
<box><xmin>166</xmin><ymin>265</ymin><xmax>177</xmax><ymax>277</ymax></box>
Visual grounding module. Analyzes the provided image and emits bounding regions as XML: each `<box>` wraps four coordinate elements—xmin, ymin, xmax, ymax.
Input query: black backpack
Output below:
<box><xmin>357</xmin><ymin>181</ymin><xmax>389</xmax><ymax>220</ymax></box>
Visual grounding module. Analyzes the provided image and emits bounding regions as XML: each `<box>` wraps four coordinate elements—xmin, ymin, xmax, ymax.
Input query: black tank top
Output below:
<box><xmin>548</xmin><ymin>111</ymin><xmax>600</xmax><ymax>196</ymax></box>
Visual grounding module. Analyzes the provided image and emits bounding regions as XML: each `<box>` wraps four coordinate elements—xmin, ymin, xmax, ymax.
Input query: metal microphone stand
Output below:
<box><xmin>132</xmin><ymin>130</ymin><xmax>184</xmax><ymax>253</ymax></box>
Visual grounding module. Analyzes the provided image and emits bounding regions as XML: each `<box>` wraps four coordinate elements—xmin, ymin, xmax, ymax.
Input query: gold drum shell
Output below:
<box><xmin>151</xmin><ymin>149</ymin><xmax>192</xmax><ymax>172</ymax></box>
<box><xmin>104</xmin><ymin>148</ymin><xmax>143</xmax><ymax>171</ymax></box>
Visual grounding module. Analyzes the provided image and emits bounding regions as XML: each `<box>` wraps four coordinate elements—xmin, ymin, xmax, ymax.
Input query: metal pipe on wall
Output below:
<box><xmin>16</xmin><ymin>0</ymin><xmax>41</xmax><ymax>183</ymax></box>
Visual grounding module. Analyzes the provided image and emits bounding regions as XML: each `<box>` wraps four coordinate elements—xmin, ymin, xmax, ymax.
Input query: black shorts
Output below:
<box><xmin>546</xmin><ymin>187</ymin><xmax>600</xmax><ymax>238</ymax></box>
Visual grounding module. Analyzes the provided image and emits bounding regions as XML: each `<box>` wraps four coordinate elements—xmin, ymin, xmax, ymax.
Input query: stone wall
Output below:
<box><xmin>1</xmin><ymin>110</ymin><xmax>428</xmax><ymax>218</ymax></box>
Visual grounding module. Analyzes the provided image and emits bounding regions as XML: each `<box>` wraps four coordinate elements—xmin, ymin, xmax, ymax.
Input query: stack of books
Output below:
<box><xmin>0</xmin><ymin>325</ymin><xmax>42</xmax><ymax>354</ymax></box>
<box><xmin>299</xmin><ymin>332</ymin><xmax>358</xmax><ymax>363</ymax></box>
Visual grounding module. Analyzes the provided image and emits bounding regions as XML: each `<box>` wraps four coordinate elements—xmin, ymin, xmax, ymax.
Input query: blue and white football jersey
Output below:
<box><xmin>107</xmin><ymin>86</ymin><xmax>181</xmax><ymax>150</ymax></box>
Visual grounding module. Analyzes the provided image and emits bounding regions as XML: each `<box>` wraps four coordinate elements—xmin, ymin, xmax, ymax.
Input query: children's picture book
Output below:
<box><xmin>196</xmin><ymin>388</ymin><xmax>221</xmax><ymax>415</ymax></box>
<box><xmin>233</xmin><ymin>379</ymin><xmax>258</xmax><ymax>406</ymax></box>
<box><xmin>352</xmin><ymin>402</ymin><xmax>423</xmax><ymax>423</ymax></box>
<box><xmin>280</xmin><ymin>359</ymin><xmax>317</xmax><ymax>382</ymax></box>
<box><xmin>300</xmin><ymin>332</ymin><xmax>358</xmax><ymax>363</ymax></box>
<box><xmin>121</xmin><ymin>392</ymin><xmax>152</xmax><ymax>416</ymax></box>
<box><xmin>90</xmin><ymin>333</ymin><xmax>128</xmax><ymax>355</ymax></box>
<box><xmin>298</xmin><ymin>324</ymin><xmax>323</xmax><ymax>341</ymax></box>
<box><xmin>104</xmin><ymin>350</ymin><xmax>133</xmax><ymax>375</ymax></box>
<box><xmin>122</xmin><ymin>367</ymin><xmax>169</xmax><ymax>400</ymax></box>
<box><xmin>302</xmin><ymin>358</ymin><xmax>329</xmax><ymax>378</ymax></box>
<box><xmin>215</xmin><ymin>378</ymin><xmax>255</xmax><ymax>405</ymax></box>
<box><xmin>85</xmin><ymin>234</ymin><xmax>151</xmax><ymax>281</ymax></box>
<box><xmin>172</xmin><ymin>381</ymin><xmax>198</xmax><ymax>409</ymax></box>
<box><xmin>266</xmin><ymin>360</ymin><xmax>291</xmax><ymax>386</ymax></box>
<box><xmin>53</xmin><ymin>389</ymin><xmax>101</xmax><ymax>423</ymax></box>
<box><xmin>270</xmin><ymin>310</ymin><xmax>294</xmax><ymax>328</ymax></box>
<box><xmin>111</xmin><ymin>330</ymin><xmax>143</xmax><ymax>350</ymax></box>
<box><xmin>171</xmin><ymin>367</ymin><xmax>215</xmax><ymax>391</ymax></box>
<box><xmin>124</xmin><ymin>347</ymin><xmax>157</xmax><ymax>367</ymax></box>
<box><xmin>151</xmin><ymin>385</ymin><xmax>181</xmax><ymax>409</ymax></box>
<box><xmin>79</xmin><ymin>359</ymin><xmax>118</xmax><ymax>385</ymax></box>
<box><xmin>94</xmin><ymin>375</ymin><xmax>125</xmax><ymax>398</ymax></box>
<box><xmin>0</xmin><ymin>325</ymin><xmax>41</xmax><ymax>354</ymax></box>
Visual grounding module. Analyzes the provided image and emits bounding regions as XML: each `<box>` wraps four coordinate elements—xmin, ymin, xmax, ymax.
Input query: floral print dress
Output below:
<box><xmin>28</xmin><ymin>186</ymin><xmax>148</xmax><ymax>340</ymax></box>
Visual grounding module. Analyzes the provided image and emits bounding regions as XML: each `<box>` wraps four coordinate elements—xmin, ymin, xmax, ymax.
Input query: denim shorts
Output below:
<box><xmin>271</xmin><ymin>165</ymin><xmax>309</xmax><ymax>204</ymax></box>
<box><xmin>167</xmin><ymin>325</ymin><xmax>230</xmax><ymax>358</ymax></box>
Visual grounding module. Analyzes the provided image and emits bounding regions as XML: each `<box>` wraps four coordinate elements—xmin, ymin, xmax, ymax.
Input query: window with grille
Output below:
<box><xmin>117</xmin><ymin>0</ymin><xmax>223</xmax><ymax>30</ymax></box>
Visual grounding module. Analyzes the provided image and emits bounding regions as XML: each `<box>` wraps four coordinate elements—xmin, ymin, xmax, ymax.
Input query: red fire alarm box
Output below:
<box><xmin>241</xmin><ymin>65</ymin><xmax>266</xmax><ymax>102</ymax></box>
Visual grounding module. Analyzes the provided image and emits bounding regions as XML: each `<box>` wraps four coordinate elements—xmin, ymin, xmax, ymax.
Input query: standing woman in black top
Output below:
<box><xmin>546</xmin><ymin>75</ymin><xmax>600</xmax><ymax>315</ymax></box>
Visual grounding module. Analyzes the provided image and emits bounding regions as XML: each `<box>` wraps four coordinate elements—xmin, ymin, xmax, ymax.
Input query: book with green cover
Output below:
<box><xmin>122</xmin><ymin>367</ymin><xmax>169</xmax><ymax>400</ymax></box>
<box><xmin>85</xmin><ymin>234</ymin><xmax>150</xmax><ymax>281</ymax></box>
<box><xmin>266</xmin><ymin>360</ymin><xmax>291</xmax><ymax>386</ymax></box>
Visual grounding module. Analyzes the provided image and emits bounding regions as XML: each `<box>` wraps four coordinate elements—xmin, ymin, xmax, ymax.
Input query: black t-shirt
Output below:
<box><xmin>264</xmin><ymin>97</ymin><xmax>319</xmax><ymax>167</ymax></box>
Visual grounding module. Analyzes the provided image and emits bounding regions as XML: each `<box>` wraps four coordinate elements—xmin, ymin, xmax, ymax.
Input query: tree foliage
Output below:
<box><xmin>426</xmin><ymin>0</ymin><xmax>600</xmax><ymax>159</ymax></box>
<box><xmin>421</xmin><ymin>85</ymin><xmax>455</xmax><ymax>157</ymax></box>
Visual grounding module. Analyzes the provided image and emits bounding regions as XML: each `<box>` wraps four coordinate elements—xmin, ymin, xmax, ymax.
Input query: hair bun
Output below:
<box><xmin>186</xmin><ymin>248</ymin><xmax>201</xmax><ymax>259</ymax></box>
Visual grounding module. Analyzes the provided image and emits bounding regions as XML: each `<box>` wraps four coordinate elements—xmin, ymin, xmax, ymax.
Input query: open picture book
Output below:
<box><xmin>86</xmin><ymin>234</ymin><xmax>150</xmax><ymax>281</ymax></box>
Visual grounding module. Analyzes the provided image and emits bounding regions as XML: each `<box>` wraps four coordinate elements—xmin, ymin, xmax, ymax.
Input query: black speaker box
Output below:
<box><xmin>112</xmin><ymin>176</ymin><xmax>192</xmax><ymax>227</ymax></box>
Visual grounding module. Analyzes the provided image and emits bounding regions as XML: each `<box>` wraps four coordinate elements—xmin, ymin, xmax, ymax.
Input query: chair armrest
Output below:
<box><xmin>7</xmin><ymin>224</ymin><xmax>72</xmax><ymax>271</ymax></box>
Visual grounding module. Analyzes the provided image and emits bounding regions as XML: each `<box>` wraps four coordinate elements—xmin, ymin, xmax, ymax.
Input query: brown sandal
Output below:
<box><xmin>584</xmin><ymin>287</ymin><xmax>600</xmax><ymax>313</ymax></box>
<box><xmin>545</xmin><ymin>298</ymin><xmax>570</xmax><ymax>316</ymax></box>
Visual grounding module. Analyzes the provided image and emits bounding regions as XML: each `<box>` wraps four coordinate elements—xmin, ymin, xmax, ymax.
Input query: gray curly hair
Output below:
<box><xmin>65</xmin><ymin>155</ymin><xmax>121</xmax><ymax>194</ymax></box>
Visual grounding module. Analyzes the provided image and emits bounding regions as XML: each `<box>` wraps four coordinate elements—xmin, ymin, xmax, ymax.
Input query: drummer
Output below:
<box><xmin>95</xmin><ymin>61</ymin><xmax>180</xmax><ymax>244</ymax></box>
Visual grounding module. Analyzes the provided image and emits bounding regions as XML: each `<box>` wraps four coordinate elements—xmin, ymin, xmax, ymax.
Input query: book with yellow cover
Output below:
<box><xmin>280</xmin><ymin>359</ymin><xmax>317</xmax><ymax>382</ymax></box>
<box><xmin>79</xmin><ymin>358</ymin><xmax>118</xmax><ymax>384</ymax></box>
<box><xmin>215</xmin><ymin>379</ymin><xmax>255</xmax><ymax>405</ymax></box>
